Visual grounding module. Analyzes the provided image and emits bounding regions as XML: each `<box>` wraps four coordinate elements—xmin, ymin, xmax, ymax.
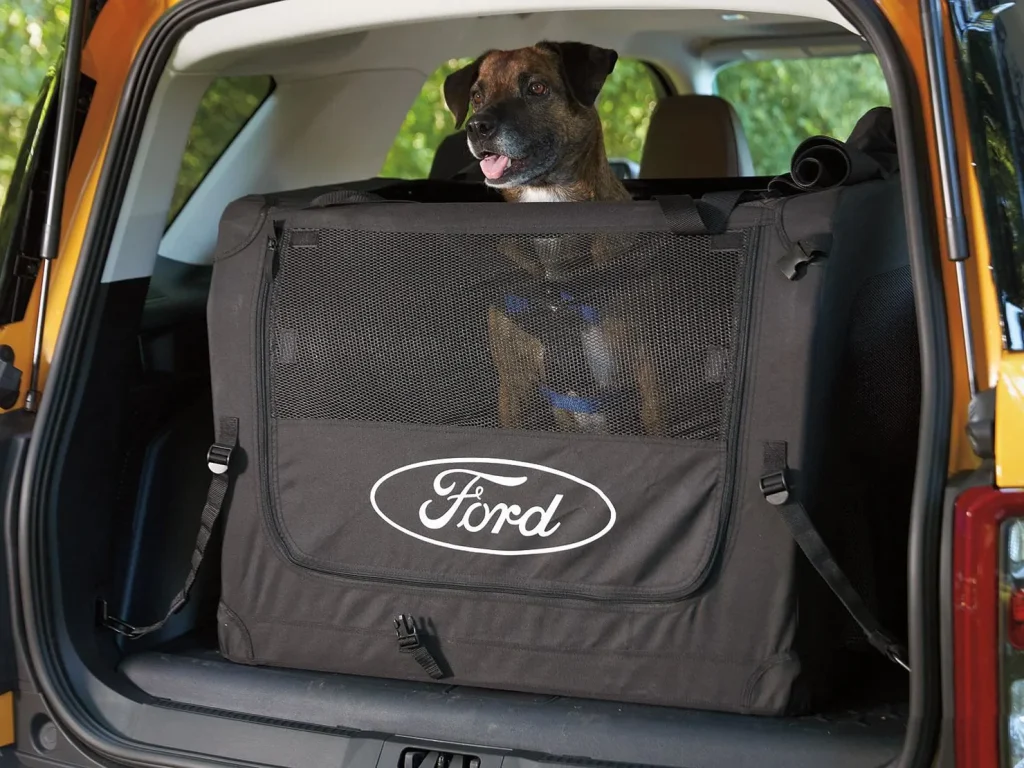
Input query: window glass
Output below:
<box><xmin>0</xmin><ymin>0</ymin><xmax>86</xmax><ymax>326</ymax></box>
<box><xmin>950</xmin><ymin>0</ymin><xmax>1024</xmax><ymax>350</ymax></box>
<box><xmin>597</xmin><ymin>59</ymin><xmax>659</xmax><ymax>164</ymax></box>
<box><xmin>167</xmin><ymin>75</ymin><xmax>274</xmax><ymax>221</ymax></box>
<box><xmin>714</xmin><ymin>54</ymin><xmax>891</xmax><ymax>176</ymax></box>
<box><xmin>0</xmin><ymin>0</ymin><xmax>70</xmax><ymax>208</ymax></box>
<box><xmin>381</xmin><ymin>57</ymin><xmax>659</xmax><ymax>179</ymax></box>
<box><xmin>381</xmin><ymin>58</ymin><xmax>472</xmax><ymax>180</ymax></box>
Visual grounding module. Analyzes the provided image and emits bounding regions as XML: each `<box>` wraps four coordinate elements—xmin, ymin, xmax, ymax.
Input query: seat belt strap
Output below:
<box><xmin>99</xmin><ymin>417</ymin><xmax>239</xmax><ymax>640</ymax></box>
<box><xmin>759</xmin><ymin>441</ymin><xmax>910</xmax><ymax>672</ymax></box>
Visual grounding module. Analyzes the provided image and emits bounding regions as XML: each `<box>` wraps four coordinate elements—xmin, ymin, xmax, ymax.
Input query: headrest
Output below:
<box><xmin>639</xmin><ymin>95</ymin><xmax>754</xmax><ymax>179</ymax></box>
<box><xmin>429</xmin><ymin>131</ymin><xmax>479</xmax><ymax>180</ymax></box>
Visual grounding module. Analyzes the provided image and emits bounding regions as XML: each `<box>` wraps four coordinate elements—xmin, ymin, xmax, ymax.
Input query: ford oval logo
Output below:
<box><xmin>370</xmin><ymin>458</ymin><xmax>616</xmax><ymax>556</ymax></box>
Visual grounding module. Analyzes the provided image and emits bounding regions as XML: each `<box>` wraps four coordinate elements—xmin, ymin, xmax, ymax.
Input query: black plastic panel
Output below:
<box><xmin>121</xmin><ymin>649</ymin><xmax>906</xmax><ymax>768</ymax></box>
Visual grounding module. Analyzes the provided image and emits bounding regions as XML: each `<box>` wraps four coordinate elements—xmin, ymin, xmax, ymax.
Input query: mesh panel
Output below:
<box><xmin>269</xmin><ymin>227</ymin><xmax>746</xmax><ymax>440</ymax></box>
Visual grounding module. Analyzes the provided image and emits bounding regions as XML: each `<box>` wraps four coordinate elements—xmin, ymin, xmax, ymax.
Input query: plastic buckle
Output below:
<box><xmin>207</xmin><ymin>442</ymin><xmax>233</xmax><ymax>475</ymax></box>
<box><xmin>759</xmin><ymin>470</ymin><xmax>791</xmax><ymax>506</ymax></box>
<box><xmin>777</xmin><ymin>241</ymin><xmax>823</xmax><ymax>281</ymax></box>
<box><xmin>887</xmin><ymin>644</ymin><xmax>911</xmax><ymax>673</ymax></box>
<box><xmin>96</xmin><ymin>599</ymin><xmax>143</xmax><ymax>640</ymax></box>
<box><xmin>394</xmin><ymin>614</ymin><xmax>421</xmax><ymax>650</ymax></box>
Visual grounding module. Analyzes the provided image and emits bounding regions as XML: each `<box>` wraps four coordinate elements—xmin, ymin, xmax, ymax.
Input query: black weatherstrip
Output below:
<box><xmin>19</xmin><ymin>5</ymin><xmax>296</xmax><ymax>768</ymax></box>
<box><xmin>17</xmin><ymin>3</ymin><xmax>950</xmax><ymax>768</ymax></box>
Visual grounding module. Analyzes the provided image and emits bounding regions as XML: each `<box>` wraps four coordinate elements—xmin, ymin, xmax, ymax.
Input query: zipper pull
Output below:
<box><xmin>264</xmin><ymin>234</ymin><xmax>280</xmax><ymax>281</ymax></box>
<box><xmin>394</xmin><ymin>614</ymin><xmax>446</xmax><ymax>680</ymax></box>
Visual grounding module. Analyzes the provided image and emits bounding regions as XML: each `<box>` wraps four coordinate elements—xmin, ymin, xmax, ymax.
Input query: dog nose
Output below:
<box><xmin>467</xmin><ymin>113</ymin><xmax>496</xmax><ymax>141</ymax></box>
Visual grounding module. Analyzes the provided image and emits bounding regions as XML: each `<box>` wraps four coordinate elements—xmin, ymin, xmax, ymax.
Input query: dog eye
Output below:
<box><xmin>528</xmin><ymin>82</ymin><xmax>549</xmax><ymax>96</ymax></box>
<box><xmin>471</xmin><ymin>91</ymin><xmax>483</xmax><ymax>106</ymax></box>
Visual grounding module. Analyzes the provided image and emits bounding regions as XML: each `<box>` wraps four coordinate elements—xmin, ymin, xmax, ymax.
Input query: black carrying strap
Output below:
<box><xmin>759</xmin><ymin>441</ymin><xmax>910</xmax><ymax>672</ymax></box>
<box><xmin>304</xmin><ymin>189</ymin><xmax>391</xmax><ymax>208</ymax></box>
<box><xmin>100</xmin><ymin>417</ymin><xmax>239</xmax><ymax>640</ymax></box>
<box><xmin>394</xmin><ymin>614</ymin><xmax>446</xmax><ymax>680</ymax></box>
<box><xmin>656</xmin><ymin>190</ymin><xmax>743</xmax><ymax>235</ymax></box>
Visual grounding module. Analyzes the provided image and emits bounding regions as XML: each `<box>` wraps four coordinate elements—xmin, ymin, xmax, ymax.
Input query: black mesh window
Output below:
<box><xmin>269</xmin><ymin>228</ymin><xmax>745</xmax><ymax>441</ymax></box>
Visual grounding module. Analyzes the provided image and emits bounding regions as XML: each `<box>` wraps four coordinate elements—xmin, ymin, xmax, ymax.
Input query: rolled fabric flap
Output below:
<box><xmin>768</xmin><ymin>106</ymin><xmax>898</xmax><ymax>195</ymax></box>
<box><xmin>769</xmin><ymin>136</ymin><xmax>885</xmax><ymax>194</ymax></box>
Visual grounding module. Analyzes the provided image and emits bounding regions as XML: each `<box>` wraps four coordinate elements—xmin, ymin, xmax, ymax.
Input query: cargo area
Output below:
<box><xmin>20</xmin><ymin>3</ymin><xmax>928</xmax><ymax>767</ymax></box>
<box><xmin>43</xmin><ymin>175</ymin><xmax>914</xmax><ymax>768</ymax></box>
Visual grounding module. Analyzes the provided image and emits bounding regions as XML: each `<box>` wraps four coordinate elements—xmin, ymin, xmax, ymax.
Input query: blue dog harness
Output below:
<box><xmin>501</xmin><ymin>287</ymin><xmax>637</xmax><ymax>428</ymax></box>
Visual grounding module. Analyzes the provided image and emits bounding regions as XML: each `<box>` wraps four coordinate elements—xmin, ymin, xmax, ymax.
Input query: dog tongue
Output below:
<box><xmin>480</xmin><ymin>154</ymin><xmax>510</xmax><ymax>180</ymax></box>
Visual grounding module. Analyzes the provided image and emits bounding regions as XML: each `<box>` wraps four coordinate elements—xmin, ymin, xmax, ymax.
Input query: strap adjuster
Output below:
<box><xmin>887</xmin><ymin>644</ymin><xmax>911</xmax><ymax>673</ymax></box>
<box><xmin>207</xmin><ymin>442</ymin><xmax>233</xmax><ymax>474</ymax></box>
<box><xmin>395</xmin><ymin>614</ymin><xmax>421</xmax><ymax>649</ymax></box>
<box><xmin>759</xmin><ymin>470</ymin><xmax>790</xmax><ymax>506</ymax></box>
<box><xmin>96</xmin><ymin>598</ymin><xmax>143</xmax><ymax>640</ymax></box>
<box><xmin>394</xmin><ymin>614</ymin><xmax>446</xmax><ymax>679</ymax></box>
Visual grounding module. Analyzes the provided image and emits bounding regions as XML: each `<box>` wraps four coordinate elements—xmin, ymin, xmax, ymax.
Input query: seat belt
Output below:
<box><xmin>759</xmin><ymin>441</ymin><xmax>910</xmax><ymax>672</ymax></box>
<box><xmin>99</xmin><ymin>417</ymin><xmax>238</xmax><ymax>640</ymax></box>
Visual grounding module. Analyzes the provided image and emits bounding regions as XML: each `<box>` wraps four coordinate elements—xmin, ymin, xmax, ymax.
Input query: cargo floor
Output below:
<box><xmin>120</xmin><ymin>646</ymin><xmax>906</xmax><ymax>768</ymax></box>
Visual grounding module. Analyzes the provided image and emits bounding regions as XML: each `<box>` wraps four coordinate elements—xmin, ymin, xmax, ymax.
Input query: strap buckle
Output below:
<box><xmin>96</xmin><ymin>599</ymin><xmax>143</xmax><ymax>640</ymax></box>
<box><xmin>888</xmin><ymin>645</ymin><xmax>911</xmax><ymax>673</ymax></box>
<box><xmin>395</xmin><ymin>614</ymin><xmax>421</xmax><ymax>650</ymax></box>
<box><xmin>207</xmin><ymin>442</ymin><xmax>233</xmax><ymax>475</ymax></box>
<box><xmin>759</xmin><ymin>470</ymin><xmax>791</xmax><ymax>506</ymax></box>
<box><xmin>872</xmin><ymin>631</ymin><xmax>911</xmax><ymax>672</ymax></box>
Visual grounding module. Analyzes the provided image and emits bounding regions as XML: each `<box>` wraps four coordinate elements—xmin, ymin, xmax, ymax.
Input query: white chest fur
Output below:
<box><xmin>518</xmin><ymin>187</ymin><xmax>566</xmax><ymax>203</ymax></box>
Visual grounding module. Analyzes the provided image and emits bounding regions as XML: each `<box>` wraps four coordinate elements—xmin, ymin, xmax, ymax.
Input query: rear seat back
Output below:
<box><xmin>640</xmin><ymin>94</ymin><xmax>754</xmax><ymax>178</ymax></box>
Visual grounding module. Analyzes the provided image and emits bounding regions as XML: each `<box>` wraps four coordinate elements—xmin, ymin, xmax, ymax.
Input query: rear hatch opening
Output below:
<box><xmin>15</xmin><ymin>2</ymin><xmax>949</xmax><ymax>767</ymax></box>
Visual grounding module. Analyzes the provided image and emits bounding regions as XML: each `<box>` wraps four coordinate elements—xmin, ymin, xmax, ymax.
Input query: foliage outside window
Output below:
<box><xmin>381</xmin><ymin>57</ymin><xmax>658</xmax><ymax>179</ymax></box>
<box><xmin>0</xmin><ymin>0</ymin><xmax>69</xmax><ymax>208</ymax></box>
<box><xmin>167</xmin><ymin>75</ymin><xmax>273</xmax><ymax>221</ymax></box>
<box><xmin>714</xmin><ymin>54</ymin><xmax>891</xmax><ymax>176</ymax></box>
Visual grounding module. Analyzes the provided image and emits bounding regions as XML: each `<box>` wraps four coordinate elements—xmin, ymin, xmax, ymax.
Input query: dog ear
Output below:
<box><xmin>538</xmin><ymin>41</ymin><xmax>619</xmax><ymax>107</ymax></box>
<box><xmin>443</xmin><ymin>55</ymin><xmax>486</xmax><ymax>129</ymax></box>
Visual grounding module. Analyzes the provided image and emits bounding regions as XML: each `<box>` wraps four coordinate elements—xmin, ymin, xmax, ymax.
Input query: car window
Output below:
<box><xmin>167</xmin><ymin>75</ymin><xmax>274</xmax><ymax>222</ymax></box>
<box><xmin>0</xmin><ymin>2</ymin><xmax>95</xmax><ymax>326</ymax></box>
<box><xmin>380</xmin><ymin>56</ymin><xmax>660</xmax><ymax>179</ymax></box>
<box><xmin>598</xmin><ymin>59</ymin><xmax>660</xmax><ymax>169</ymax></box>
<box><xmin>713</xmin><ymin>54</ymin><xmax>891</xmax><ymax>176</ymax></box>
<box><xmin>950</xmin><ymin>0</ymin><xmax>1024</xmax><ymax>352</ymax></box>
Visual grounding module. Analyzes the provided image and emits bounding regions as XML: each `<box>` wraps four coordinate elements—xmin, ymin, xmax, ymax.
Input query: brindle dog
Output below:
<box><xmin>444</xmin><ymin>42</ymin><xmax>663</xmax><ymax>435</ymax></box>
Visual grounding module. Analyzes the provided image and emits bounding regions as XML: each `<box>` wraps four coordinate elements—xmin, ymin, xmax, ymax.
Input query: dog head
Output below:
<box><xmin>443</xmin><ymin>42</ymin><xmax>618</xmax><ymax>189</ymax></box>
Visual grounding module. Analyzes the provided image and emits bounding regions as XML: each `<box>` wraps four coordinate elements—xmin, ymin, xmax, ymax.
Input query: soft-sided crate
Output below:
<box><xmin>204</xmin><ymin>180</ymin><xmax>914</xmax><ymax>715</ymax></box>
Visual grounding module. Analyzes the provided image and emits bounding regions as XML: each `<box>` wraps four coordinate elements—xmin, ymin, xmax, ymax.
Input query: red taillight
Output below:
<box><xmin>1009</xmin><ymin>590</ymin><xmax>1024</xmax><ymax>650</ymax></box>
<box><xmin>953</xmin><ymin>487</ymin><xmax>1024</xmax><ymax>767</ymax></box>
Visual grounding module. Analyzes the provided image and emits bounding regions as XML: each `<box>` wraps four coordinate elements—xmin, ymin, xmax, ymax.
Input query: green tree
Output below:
<box><xmin>380</xmin><ymin>58</ymin><xmax>473</xmax><ymax>179</ymax></box>
<box><xmin>596</xmin><ymin>59</ymin><xmax>658</xmax><ymax>162</ymax></box>
<box><xmin>715</xmin><ymin>54</ymin><xmax>891</xmax><ymax>175</ymax></box>
<box><xmin>168</xmin><ymin>76</ymin><xmax>273</xmax><ymax>220</ymax></box>
<box><xmin>0</xmin><ymin>0</ymin><xmax>68</xmax><ymax>207</ymax></box>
